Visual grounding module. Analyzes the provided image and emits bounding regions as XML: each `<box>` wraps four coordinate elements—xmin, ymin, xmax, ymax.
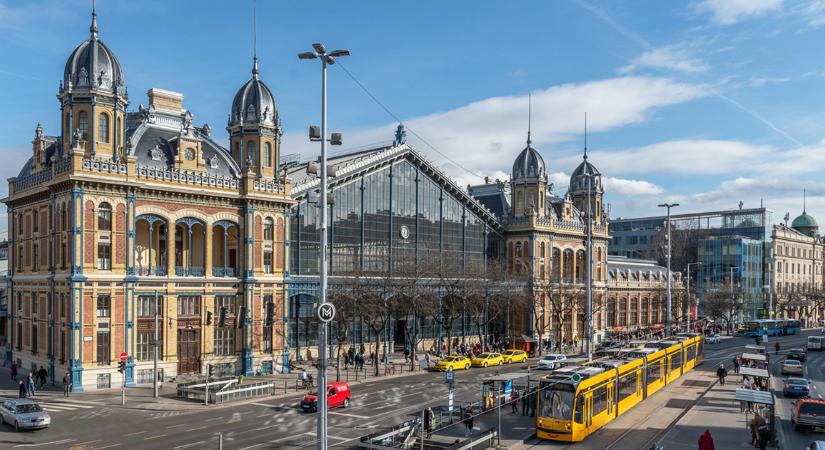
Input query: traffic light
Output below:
<box><xmin>117</xmin><ymin>360</ymin><xmax>125</xmax><ymax>374</ymax></box>
<box><xmin>238</xmin><ymin>306</ymin><xmax>247</xmax><ymax>328</ymax></box>
<box><xmin>206</xmin><ymin>310</ymin><xmax>213</xmax><ymax>326</ymax></box>
<box><xmin>265</xmin><ymin>302</ymin><xmax>275</xmax><ymax>326</ymax></box>
<box><xmin>219</xmin><ymin>307</ymin><xmax>227</xmax><ymax>327</ymax></box>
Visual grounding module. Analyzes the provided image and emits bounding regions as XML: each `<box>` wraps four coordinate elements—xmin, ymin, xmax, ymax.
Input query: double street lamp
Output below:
<box><xmin>298</xmin><ymin>42</ymin><xmax>350</xmax><ymax>450</ymax></box>
<box><xmin>658</xmin><ymin>202</ymin><xmax>679</xmax><ymax>336</ymax></box>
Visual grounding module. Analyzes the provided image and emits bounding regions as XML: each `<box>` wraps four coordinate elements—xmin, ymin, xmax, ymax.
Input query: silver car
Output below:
<box><xmin>0</xmin><ymin>399</ymin><xmax>51</xmax><ymax>431</ymax></box>
<box><xmin>537</xmin><ymin>354</ymin><xmax>567</xmax><ymax>370</ymax></box>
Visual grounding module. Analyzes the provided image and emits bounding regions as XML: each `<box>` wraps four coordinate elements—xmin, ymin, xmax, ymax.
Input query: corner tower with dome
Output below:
<box><xmin>3</xmin><ymin>5</ymin><xmax>293</xmax><ymax>392</ymax></box>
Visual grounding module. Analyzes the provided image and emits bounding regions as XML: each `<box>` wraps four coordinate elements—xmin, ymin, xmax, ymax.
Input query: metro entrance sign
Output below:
<box><xmin>317</xmin><ymin>303</ymin><xmax>336</xmax><ymax>323</ymax></box>
<box><xmin>120</xmin><ymin>351</ymin><xmax>128</xmax><ymax>362</ymax></box>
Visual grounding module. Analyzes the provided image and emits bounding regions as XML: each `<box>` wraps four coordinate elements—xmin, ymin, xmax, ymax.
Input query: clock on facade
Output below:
<box><xmin>399</xmin><ymin>225</ymin><xmax>410</xmax><ymax>240</ymax></box>
<box><xmin>185</xmin><ymin>148</ymin><xmax>196</xmax><ymax>161</ymax></box>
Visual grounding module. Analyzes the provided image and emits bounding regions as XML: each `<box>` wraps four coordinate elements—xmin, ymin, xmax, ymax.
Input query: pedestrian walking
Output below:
<box><xmin>529</xmin><ymin>388</ymin><xmax>537</xmax><ymax>417</ymax></box>
<box><xmin>521</xmin><ymin>388</ymin><xmax>529</xmax><ymax>415</ymax></box>
<box><xmin>716</xmin><ymin>364</ymin><xmax>727</xmax><ymax>385</ymax></box>
<box><xmin>732</xmin><ymin>357</ymin><xmax>740</xmax><ymax>375</ymax></box>
<box><xmin>698</xmin><ymin>429</ymin><xmax>715</xmax><ymax>450</ymax></box>
<box><xmin>63</xmin><ymin>372</ymin><xmax>71</xmax><ymax>397</ymax></box>
<box><xmin>37</xmin><ymin>366</ymin><xmax>48</xmax><ymax>388</ymax></box>
<box><xmin>424</xmin><ymin>407</ymin><xmax>433</xmax><ymax>438</ymax></box>
<box><xmin>750</xmin><ymin>412</ymin><xmax>765</xmax><ymax>446</ymax></box>
<box><xmin>10</xmin><ymin>361</ymin><xmax>17</xmax><ymax>381</ymax></box>
<box><xmin>18</xmin><ymin>380</ymin><xmax>26</xmax><ymax>398</ymax></box>
<box><xmin>775</xmin><ymin>341</ymin><xmax>780</xmax><ymax>355</ymax></box>
<box><xmin>463</xmin><ymin>408</ymin><xmax>474</xmax><ymax>437</ymax></box>
<box><xmin>26</xmin><ymin>372</ymin><xmax>35</xmax><ymax>397</ymax></box>
<box><xmin>510</xmin><ymin>389</ymin><xmax>519</xmax><ymax>413</ymax></box>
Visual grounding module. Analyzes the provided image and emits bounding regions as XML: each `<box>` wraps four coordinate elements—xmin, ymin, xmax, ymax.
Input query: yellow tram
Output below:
<box><xmin>536</xmin><ymin>334</ymin><xmax>704</xmax><ymax>442</ymax></box>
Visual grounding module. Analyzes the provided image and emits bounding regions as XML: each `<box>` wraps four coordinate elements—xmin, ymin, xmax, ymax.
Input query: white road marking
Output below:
<box><xmin>238</xmin><ymin>445</ymin><xmax>265</xmax><ymax>450</ymax></box>
<box><xmin>229</xmin><ymin>412</ymin><xmax>242</xmax><ymax>423</ymax></box>
<box><xmin>124</xmin><ymin>431</ymin><xmax>146</xmax><ymax>437</ymax></box>
<box><xmin>329</xmin><ymin>411</ymin><xmax>369</xmax><ymax>419</ymax></box>
<box><xmin>144</xmin><ymin>434</ymin><xmax>167</xmax><ymax>440</ymax></box>
<box><xmin>167</xmin><ymin>423</ymin><xmax>188</xmax><ymax>428</ymax></box>
<box><xmin>254</xmin><ymin>424</ymin><xmax>278</xmax><ymax>431</ymax></box>
<box><xmin>174</xmin><ymin>441</ymin><xmax>206</xmax><ymax>449</ymax></box>
<box><xmin>185</xmin><ymin>426</ymin><xmax>207</xmax><ymax>432</ymax></box>
<box><xmin>13</xmin><ymin>439</ymin><xmax>75</xmax><ymax>448</ymax></box>
<box><xmin>205</xmin><ymin>416</ymin><xmax>224</xmax><ymax>421</ymax></box>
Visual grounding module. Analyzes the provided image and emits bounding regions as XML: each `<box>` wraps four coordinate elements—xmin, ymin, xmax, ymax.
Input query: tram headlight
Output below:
<box><xmin>565</xmin><ymin>423</ymin><xmax>571</xmax><ymax>430</ymax></box>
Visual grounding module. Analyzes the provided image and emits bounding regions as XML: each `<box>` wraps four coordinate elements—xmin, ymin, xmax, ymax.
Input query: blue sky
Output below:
<box><xmin>2</xmin><ymin>0</ymin><xmax>825</xmax><ymax>228</ymax></box>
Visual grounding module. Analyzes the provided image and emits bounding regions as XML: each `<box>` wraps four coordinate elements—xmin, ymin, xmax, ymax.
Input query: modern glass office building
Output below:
<box><xmin>697</xmin><ymin>236</ymin><xmax>765</xmax><ymax>320</ymax></box>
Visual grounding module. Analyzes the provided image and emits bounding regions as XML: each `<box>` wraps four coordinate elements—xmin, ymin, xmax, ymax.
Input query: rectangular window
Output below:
<box><xmin>31</xmin><ymin>325</ymin><xmax>38</xmax><ymax>355</ymax></box>
<box><xmin>96</xmin><ymin>295</ymin><xmax>111</xmax><ymax>318</ymax></box>
<box><xmin>97</xmin><ymin>243</ymin><xmax>111</xmax><ymax>270</ymax></box>
<box><xmin>177</xmin><ymin>296</ymin><xmax>200</xmax><ymax>317</ymax></box>
<box><xmin>137</xmin><ymin>296</ymin><xmax>163</xmax><ymax>317</ymax></box>
<box><xmin>61</xmin><ymin>240</ymin><xmax>67</xmax><ymax>269</ymax></box>
<box><xmin>263</xmin><ymin>295</ymin><xmax>273</xmax><ymax>352</ymax></box>
<box><xmin>214</xmin><ymin>327</ymin><xmax>236</xmax><ymax>356</ymax></box>
<box><xmin>33</xmin><ymin>243</ymin><xmax>39</xmax><ymax>271</ymax></box>
<box><xmin>96</xmin><ymin>373</ymin><xmax>111</xmax><ymax>389</ymax></box>
<box><xmin>136</xmin><ymin>330</ymin><xmax>163</xmax><ymax>361</ymax></box>
<box><xmin>670</xmin><ymin>352</ymin><xmax>682</xmax><ymax>372</ymax></box>
<box><xmin>18</xmin><ymin>244</ymin><xmax>23</xmax><ymax>272</ymax></box>
<box><xmin>647</xmin><ymin>359</ymin><xmax>662</xmax><ymax>383</ymax></box>
<box><xmin>592</xmin><ymin>385</ymin><xmax>608</xmax><ymax>415</ymax></box>
<box><xmin>264</xmin><ymin>251</ymin><xmax>273</xmax><ymax>273</ymax></box>
<box><xmin>96</xmin><ymin>331</ymin><xmax>110</xmax><ymax>365</ymax></box>
<box><xmin>33</xmin><ymin>210</ymin><xmax>39</xmax><ymax>233</ymax></box>
<box><xmin>32</xmin><ymin>294</ymin><xmax>38</xmax><ymax>314</ymax></box>
<box><xmin>215</xmin><ymin>295</ymin><xmax>237</xmax><ymax>318</ymax></box>
<box><xmin>618</xmin><ymin>372</ymin><xmax>637</xmax><ymax>401</ymax></box>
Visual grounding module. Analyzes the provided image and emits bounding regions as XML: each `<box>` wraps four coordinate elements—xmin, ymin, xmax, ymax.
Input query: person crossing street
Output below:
<box><xmin>775</xmin><ymin>341</ymin><xmax>780</xmax><ymax>355</ymax></box>
<box><xmin>716</xmin><ymin>363</ymin><xmax>727</xmax><ymax>385</ymax></box>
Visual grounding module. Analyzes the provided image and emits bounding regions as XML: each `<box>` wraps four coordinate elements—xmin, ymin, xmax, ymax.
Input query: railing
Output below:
<box><xmin>189</xmin><ymin>266</ymin><xmax>204</xmax><ymax>276</ymax></box>
<box><xmin>136</xmin><ymin>165</ymin><xmax>239</xmax><ymax>189</ymax></box>
<box><xmin>177</xmin><ymin>377</ymin><xmax>273</xmax><ymax>404</ymax></box>
<box><xmin>136</xmin><ymin>266</ymin><xmax>167</xmax><ymax>276</ymax></box>
<box><xmin>212</xmin><ymin>267</ymin><xmax>237</xmax><ymax>277</ymax></box>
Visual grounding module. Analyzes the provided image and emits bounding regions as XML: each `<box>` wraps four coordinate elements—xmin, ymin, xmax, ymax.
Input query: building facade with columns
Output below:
<box><xmin>3</xmin><ymin>10</ymin><xmax>291</xmax><ymax>391</ymax></box>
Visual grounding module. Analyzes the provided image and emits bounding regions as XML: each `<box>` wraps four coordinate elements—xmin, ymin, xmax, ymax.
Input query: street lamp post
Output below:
<box><xmin>298</xmin><ymin>43</ymin><xmax>350</xmax><ymax>450</ymax></box>
<box><xmin>658</xmin><ymin>203</ymin><xmax>679</xmax><ymax>336</ymax></box>
<box><xmin>686</xmin><ymin>262</ymin><xmax>701</xmax><ymax>333</ymax></box>
<box><xmin>584</xmin><ymin>173</ymin><xmax>598</xmax><ymax>361</ymax></box>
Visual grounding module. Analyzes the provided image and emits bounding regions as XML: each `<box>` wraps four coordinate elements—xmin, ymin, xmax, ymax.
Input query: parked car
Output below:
<box><xmin>788</xmin><ymin>348</ymin><xmax>808</xmax><ymax>363</ymax></box>
<box><xmin>501</xmin><ymin>350</ymin><xmax>528</xmax><ymax>364</ymax></box>
<box><xmin>0</xmin><ymin>399</ymin><xmax>50</xmax><ymax>431</ymax></box>
<box><xmin>794</xmin><ymin>399</ymin><xmax>825</xmax><ymax>431</ymax></box>
<box><xmin>434</xmin><ymin>356</ymin><xmax>471</xmax><ymax>371</ymax></box>
<box><xmin>783</xmin><ymin>377</ymin><xmax>811</xmax><ymax>398</ymax></box>
<box><xmin>300</xmin><ymin>382</ymin><xmax>350</xmax><ymax>413</ymax></box>
<box><xmin>782</xmin><ymin>360</ymin><xmax>804</xmax><ymax>375</ymax></box>
<box><xmin>470</xmin><ymin>353</ymin><xmax>503</xmax><ymax>368</ymax></box>
<box><xmin>706</xmin><ymin>334</ymin><xmax>721</xmax><ymax>344</ymax></box>
<box><xmin>537</xmin><ymin>354</ymin><xmax>567</xmax><ymax>370</ymax></box>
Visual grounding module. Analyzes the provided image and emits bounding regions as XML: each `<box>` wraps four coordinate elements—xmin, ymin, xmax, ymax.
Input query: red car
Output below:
<box><xmin>301</xmin><ymin>382</ymin><xmax>351</xmax><ymax>412</ymax></box>
<box><xmin>793</xmin><ymin>398</ymin><xmax>825</xmax><ymax>431</ymax></box>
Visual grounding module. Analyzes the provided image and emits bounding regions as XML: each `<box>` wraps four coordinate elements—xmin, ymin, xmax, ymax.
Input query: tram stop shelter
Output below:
<box><xmin>480</xmin><ymin>372</ymin><xmax>532</xmax><ymax>410</ymax></box>
<box><xmin>735</xmin><ymin>388</ymin><xmax>776</xmax><ymax>447</ymax></box>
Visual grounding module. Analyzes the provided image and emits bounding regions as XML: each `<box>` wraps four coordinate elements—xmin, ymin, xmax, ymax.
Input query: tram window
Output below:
<box><xmin>698</xmin><ymin>341</ymin><xmax>704</xmax><ymax>357</ymax></box>
<box><xmin>592</xmin><ymin>386</ymin><xmax>608</xmax><ymax>415</ymax></box>
<box><xmin>687</xmin><ymin>345</ymin><xmax>696</xmax><ymax>361</ymax></box>
<box><xmin>574</xmin><ymin>394</ymin><xmax>584</xmax><ymax>424</ymax></box>
<box><xmin>671</xmin><ymin>352</ymin><xmax>682</xmax><ymax>371</ymax></box>
<box><xmin>541</xmin><ymin>384</ymin><xmax>575</xmax><ymax>420</ymax></box>
<box><xmin>618</xmin><ymin>372</ymin><xmax>637</xmax><ymax>400</ymax></box>
<box><xmin>647</xmin><ymin>360</ymin><xmax>662</xmax><ymax>383</ymax></box>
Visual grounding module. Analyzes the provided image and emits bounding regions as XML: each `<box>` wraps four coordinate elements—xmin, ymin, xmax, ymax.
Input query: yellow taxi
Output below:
<box><xmin>434</xmin><ymin>355</ymin><xmax>471</xmax><ymax>371</ymax></box>
<box><xmin>501</xmin><ymin>349</ymin><xmax>528</xmax><ymax>364</ymax></box>
<box><xmin>471</xmin><ymin>352</ymin><xmax>503</xmax><ymax>368</ymax></box>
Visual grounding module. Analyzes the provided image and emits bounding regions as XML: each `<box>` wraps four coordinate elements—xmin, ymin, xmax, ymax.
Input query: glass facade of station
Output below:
<box><xmin>698</xmin><ymin>236</ymin><xmax>766</xmax><ymax>320</ymax></box>
<box><xmin>287</xmin><ymin>158</ymin><xmax>503</xmax><ymax>353</ymax></box>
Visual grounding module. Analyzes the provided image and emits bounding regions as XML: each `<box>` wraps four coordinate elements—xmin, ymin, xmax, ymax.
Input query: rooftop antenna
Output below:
<box><xmin>804</xmin><ymin>188</ymin><xmax>807</xmax><ymax>213</ymax></box>
<box><xmin>252</xmin><ymin>0</ymin><xmax>259</xmax><ymax>79</ymax></box>
<box><xmin>527</xmin><ymin>93</ymin><xmax>532</xmax><ymax>146</ymax></box>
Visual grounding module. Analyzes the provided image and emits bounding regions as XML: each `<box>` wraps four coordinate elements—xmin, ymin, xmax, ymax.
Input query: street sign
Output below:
<box><xmin>120</xmin><ymin>351</ymin><xmax>128</xmax><ymax>362</ymax></box>
<box><xmin>571</xmin><ymin>373</ymin><xmax>581</xmax><ymax>383</ymax></box>
<box><xmin>445</xmin><ymin>370</ymin><xmax>455</xmax><ymax>384</ymax></box>
<box><xmin>504</xmin><ymin>380</ymin><xmax>512</xmax><ymax>396</ymax></box>
<box><xmin>317</xmin><ymin>303</ymin><xmax>336</xmax><ymax>323</ymax></box>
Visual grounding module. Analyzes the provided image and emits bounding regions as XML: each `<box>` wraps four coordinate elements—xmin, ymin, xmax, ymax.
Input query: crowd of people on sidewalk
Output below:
<box><xmin>7</xmin><ymin>362</ymin><xmax>67</xmax><ymax>399</ymax></box>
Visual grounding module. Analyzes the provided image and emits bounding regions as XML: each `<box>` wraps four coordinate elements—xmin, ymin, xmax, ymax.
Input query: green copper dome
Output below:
<box><xmin>792</xmin><ymin>212</ymin><xmax>818</xmax><ymax>229</ymax></box>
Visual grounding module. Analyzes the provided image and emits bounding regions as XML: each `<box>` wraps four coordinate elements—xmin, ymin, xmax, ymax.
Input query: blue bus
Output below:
<box><xmin>739</xmin><ymin>320</ymin><xmax>783</xmax><ymax>337</ymax></box>
<box><xmin>782</xmin><ymin>319</ymin><xmax>802</xmax><ymax>335</ymax></box>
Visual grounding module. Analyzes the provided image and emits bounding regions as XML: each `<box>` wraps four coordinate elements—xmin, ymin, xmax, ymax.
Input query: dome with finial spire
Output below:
<box><xmin>511</xmin><ymin>95</ymin><xmax>545</xmax><ymax>180</ymax></box>
<box><xmin>792</xmin><ymin>191</ymin><xmax>818</xmax><ymax>236</ymax></box>
<box><xmin>569</xmin><ymin>153</ymin><xmax>603</xmax><ymax>193</ymax></box>
<box><xmin>63</xmin><ymin>1</ymin><xmax>125</xmax><ymax>97</ymax></box>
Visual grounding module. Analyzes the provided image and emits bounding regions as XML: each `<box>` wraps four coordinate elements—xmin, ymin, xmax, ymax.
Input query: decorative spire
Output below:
<box><xmin>251</xmin><ymin>0</ymin><xmax>259</xmax><ymax>79</ymax></box>
<box><xmin>90</xmin><ymin>0</ymin><xmax>98</xmax><ymax>38</ymax></box>
<box><xmin>804</xmin><ymin>188</ymin><xmax>807</xmax><ymax>214</ymax></box>
<box><xmin>526</xmin><ymin>93</ymin><xmax>532</xmax><ymax>146</ymax></box>
<box><xmin>583</xmin><ymin>112</ymin><xmax>588</xmax><ymax>160</ymax></box>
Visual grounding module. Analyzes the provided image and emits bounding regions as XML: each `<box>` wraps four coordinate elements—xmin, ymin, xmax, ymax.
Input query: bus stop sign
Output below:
<box><xmin>445</xmin><ymin>370</ymin><xmax>455</xmax><ymax>384</ymax></box>
<box><xmin>571</xmin><ymin>373</ymin><xmax>582</xmax><ymax>383</ymax></box>
<box><xmin>504</xmin><ymin>380</ymin><xmax>512</xmax><ymax>396</ymax></box>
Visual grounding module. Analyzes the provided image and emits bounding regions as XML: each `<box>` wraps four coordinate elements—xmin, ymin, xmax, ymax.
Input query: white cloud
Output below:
<box><xmin>694</xmin><ymin>0</ymin><xmax>784</xmax><ymax>25</ymax></box>
<box><xmin>620</xmin><ymin>45</ymin><xmax>709</xmax><ymax>74</ymax></box>
<box><xmin>283</xmin><ymin>76</ymin><xmax>707</xmax><ymax>183</ymax></box>
<box><xmin>603</xmin><ymin>177</ymin><xmax>664</xmax><ymax>196</ymax></box>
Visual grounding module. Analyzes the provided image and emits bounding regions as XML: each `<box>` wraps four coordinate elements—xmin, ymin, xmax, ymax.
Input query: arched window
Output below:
<box><xmin>246</xmin><ymin>141</ymin><xmax>255</xmax><ymax>166</ymax></box>
<box><xmin>264</xmin><ymin>142</ymin><xmax>272</xmax><ymax>167</ymax></box>
<box><xmin>516</xmin><ymin>191</ymin><xmax>524</xmax><ymax>209</ymax></box>
<box><xmin>515</xmin><ymin>242</ymin><xmax>522</xmax><ymax>258</ymax></box>
<box><xmin>99</xmin><ymin>113</ymin><xmax>110</xmax><ymax>143</ymax></box>
<box><xmin>78</xmin><ymin>111</ymin><xmax>88</xmax><ymax>140</ymax></box>
<box><xmin>263</xmin><ymin>217</ymin><xmax>274</xmax><ymax>240</ymax></box>
<box><xmin>233</xmin><ymin>142</ymin><xmax>240</xmax><ymax>161</ymax></box>
<box><xmin>98</xmin><ymin>202</ymin><xmax>112</xmax><ymax>231</ymax></box>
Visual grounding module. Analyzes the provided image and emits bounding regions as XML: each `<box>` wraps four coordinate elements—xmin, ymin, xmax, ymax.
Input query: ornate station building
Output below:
<box><xmin>4</xmin><ymin>9</ymin><xmax>290</xmax><ymax>390</ymax></box>
<box><xmin>3</xmin><ymin>8</ymin><xmax>681</xmax><ymax>390</ymax></box>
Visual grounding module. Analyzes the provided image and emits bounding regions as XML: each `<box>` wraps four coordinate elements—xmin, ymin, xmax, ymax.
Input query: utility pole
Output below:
<box><xmin>658</xmin><ymin>203</ymin><xmax>679</xmax><ymax>336</ymax></box>
<box><xmin>686</xmin><ymin>263</ymin><xmax>701</xmax><ymax>333</ymax></box>
<box><xmin>299</xmin><ymin>43</ymin><xmax>349</xmax><ymax>450</ymax></box>
<box><xmin>585</xmin><ymin>174</ymin><xmax>594</xmax><ymax>361</ymax></box>
<box><xmin>153</xmin><ymin>290</ymin><xmax>159</xmax><ymax>398</ymax></box>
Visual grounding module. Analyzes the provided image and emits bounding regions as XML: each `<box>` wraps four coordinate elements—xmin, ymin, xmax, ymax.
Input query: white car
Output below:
<box><xmin>706</xmin><ymin>334</ymin><xmax>721</xmax><ymax>344</ymax></box>
<box><xmin>537</xmin><ymin>354</ymin><xmax>567</xmax><ymax>370</ymax></box>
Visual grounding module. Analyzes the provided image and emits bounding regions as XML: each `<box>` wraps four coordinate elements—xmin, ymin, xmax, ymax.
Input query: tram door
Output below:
<box><xmin>585</xmin><ymin>393</ymin><xmax>593</xmax><ymax>430</ymax></box>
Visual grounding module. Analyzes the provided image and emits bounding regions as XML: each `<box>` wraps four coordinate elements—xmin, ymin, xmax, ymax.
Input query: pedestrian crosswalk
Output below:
<box><xmin>0</xmin><ymin>390</ymin><xmax>98</xmax><ymax>413</ymax></box>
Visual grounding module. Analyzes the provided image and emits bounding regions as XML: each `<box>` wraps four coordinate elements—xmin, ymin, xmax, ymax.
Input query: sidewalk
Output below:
<box><xmin>657</xmin><ymin>375</ymin><xmax>776</xmax><ymax>449</ymax></box>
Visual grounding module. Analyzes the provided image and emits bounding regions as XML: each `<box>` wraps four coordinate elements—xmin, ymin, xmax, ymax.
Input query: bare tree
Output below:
<box><xmin>329</xmin><ymin>291</ymin><xmax>356</xmax><ymax>381</ymax></box>
<box><xmin>547</xmin><ymin>281</ymin><xmax>586</xmax><ymax>346</ymax></box>
<box><xmin>701</xmin><ymin>286</ymin><xmax>746</xmax><ymax>335</ymax></box>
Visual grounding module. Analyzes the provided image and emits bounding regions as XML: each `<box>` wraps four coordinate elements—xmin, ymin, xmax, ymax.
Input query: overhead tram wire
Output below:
<box><xmin>335</xmin><ymin>60</ymin><xmax>486</xmax><ymax>183</ymax></box>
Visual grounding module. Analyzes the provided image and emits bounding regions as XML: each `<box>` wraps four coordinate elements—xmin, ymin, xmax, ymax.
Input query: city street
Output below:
<box><xmin>2</xmin><ymin>332</ymin><xmax>822</xmax><ymax>449</ymax></box>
